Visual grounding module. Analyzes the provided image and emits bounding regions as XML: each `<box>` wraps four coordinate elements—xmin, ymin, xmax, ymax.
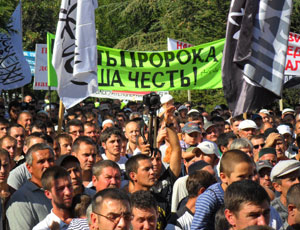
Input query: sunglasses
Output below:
<box><xmin>253</xmin><ymin>144</ymin><xmax>265</xmax><ymax>149</ymax></box>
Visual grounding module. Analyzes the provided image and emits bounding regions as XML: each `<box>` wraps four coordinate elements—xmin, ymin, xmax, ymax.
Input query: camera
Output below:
<box><xmin>142</xmin><ymin>92</ymin><xmax>161</xmax><ymax>112</ymax></box>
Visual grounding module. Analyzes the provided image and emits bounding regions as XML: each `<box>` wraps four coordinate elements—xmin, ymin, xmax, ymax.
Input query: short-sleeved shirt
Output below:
<box><xmin>6</xmin><ymin>180</ymin><xmax>52</xmax><ymax>230</ymax></box>
<box><xmin>33</xmin><ymin>210</ymin><xmax>69</xmax><ymax>230</ymax></box>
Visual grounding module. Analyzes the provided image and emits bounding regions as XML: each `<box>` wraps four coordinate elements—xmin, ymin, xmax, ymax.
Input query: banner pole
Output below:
<box><xmin>187</xmin><ymin>90</ymin><xmax>191</xmax><ymax>101</ymax></box>
<box><xmin>57</xmin><ymin>100</ymin><xmax>64</xmax><ymax>134</ymax></box>
<box><xmin>279</xmin><ymin>99</ymin><xmax>283</xmax><ymax>111</ymax></box>
<box><xmin>243</xmin><ymin>112</ymin><xmax>247</xmax><ymax>120</ymax></box>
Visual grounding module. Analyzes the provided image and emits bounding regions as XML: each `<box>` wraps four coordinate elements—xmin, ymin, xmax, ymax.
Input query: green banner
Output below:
<box><xmin>47</xmin><ymin>33</ymin><xmax>58</xmax><ymax>87</ymax></box>
<box><xmin>47</xmin><ymin>32</ymin><xmax>224</xmax><ymax>90</ymax></box>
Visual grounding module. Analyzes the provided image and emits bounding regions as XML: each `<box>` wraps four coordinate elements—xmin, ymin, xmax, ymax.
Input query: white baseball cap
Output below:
<box><xmin>277</xmin><ymin>124</ymin><xmax>292</xmax><ymax>136</ymax></box>
<box><xmin>238</xmin><ymin>119</ymin><xmax>258</xmax><ymax>130</ymax></box>
<box><xmin>160</xmin><ymin>95</ymin><xmax>173</xmax><ymax>104</ymax></box>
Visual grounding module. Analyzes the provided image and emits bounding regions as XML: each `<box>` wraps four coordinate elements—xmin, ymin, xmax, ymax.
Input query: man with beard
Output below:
<box><xmin>33</xmin><ymin>166</ymin><xmax>74</xmax><ymax>229</ymax></box>
<box><xmin>6</xmin><ymin>143</ymin><xmax>54</xmax><ymax>229</ymax></box>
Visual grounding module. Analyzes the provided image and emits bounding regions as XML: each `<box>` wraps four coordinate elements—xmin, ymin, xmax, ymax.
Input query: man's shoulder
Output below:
<box><xmin>33</xmin><ymin>211</ymin><xmax>68</xmax><ymax>230</ymax></box>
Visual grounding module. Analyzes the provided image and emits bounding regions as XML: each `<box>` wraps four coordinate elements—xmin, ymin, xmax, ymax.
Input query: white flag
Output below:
<box><xmin>52</xmin><ymin>0</ymin><xmax>98</xmax><ymax>109</ymax></box>
<box><xmin>0</xmin><ymin>3</ymin><xmax>31</xmax><ymax>91</ymax></box>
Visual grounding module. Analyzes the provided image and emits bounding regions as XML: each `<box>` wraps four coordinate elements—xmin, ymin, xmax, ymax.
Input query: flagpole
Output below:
<box><xmin>187</xmin><ymin>90</ymin><xmax>191</xmax><ymax>101</ymax></box>
<box><xmin>57</xmin><ymin>100</ymin><xmax>64</xmax><ymax>134</ymax></box>
<box><xmin>279</xmin><ymin>99</ymin><xmax>283</xmax><ymax>111</ymax></box>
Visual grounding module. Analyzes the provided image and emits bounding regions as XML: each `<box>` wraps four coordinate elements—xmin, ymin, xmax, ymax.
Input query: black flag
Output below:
<box><xmin>222</xmin><ymin>0</ymin><xmax>293</xmax><ymax>116</ymax></box>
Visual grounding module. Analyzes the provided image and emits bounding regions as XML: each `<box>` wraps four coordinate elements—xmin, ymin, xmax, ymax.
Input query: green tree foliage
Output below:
<box><xmin>0</xmin><ymin>0</ymin><xmax>17</xmax><ymax>33</ymax></box>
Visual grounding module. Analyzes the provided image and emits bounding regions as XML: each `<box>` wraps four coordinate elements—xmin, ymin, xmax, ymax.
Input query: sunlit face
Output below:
<box><xmin>183</xmin><ymin>132</ymin><xmax>201</xmax><ymax>146</ymax></box>
<box><xmin>239</xmin><ymin>128</ymin><xmax>256</xmax><ymax>140</ymax></box>
<box><xmin>133</xmin><ymin>159</ymin><xmax>156</xmax><ymax>189</ymax></box>
<box><xmin>68</xmin><ymin>125</ymin><xmax>83</xmax><ymax>142</ymax></box>
<box><xmin>224</xmin><ymin>124</ymin><xmax>231</xmax><ymax>133</ymax></box>
<box><xmin>125</xmin><ymin>122</ymin><xmax>140</xmax><ymax>144</ymax></box>
<box><xmin>231</xmin><ymin>121</ymin><xmax>241</xmax><ymax>135</ymax></box>
<box><xmin>84</xmin><ymin>125</ymin><xmax>97</xmax><ymax>142</ymax></box>
<box><xmin>131</xmin><ymin>207</ymin><xmax>158</xmax><ymax>230</ymax></box>
<box><xmin>17</xmin><ymin>113</ymin><xmax>32</xmax><ymax>132</ymax></box>
<box><xmin>74</xmin><ymin>143</ymin><xmax>96</xmax><ymax>171</ymax></box>
<box><xmin>91</xmin><ymin>199</ymin><xmax>131</xmax><ymax>230</ymax></box>
<box><xmin>258</xmin><ymin>167</ymin><xmax>272</xmax><ymax>189</ymax></box>
<box><xmin>1</xmin><ymin>138</ymin><xmax>16</xmax><ymax>160</ymax></box>
<box><xmin>0</xmin><ymin>154</ymin><xmax>10</xmax><ymax>183</ymax></box>
<box><xmin>9</xmin><ymin>127</ymin><xmax>25</xmax><ymax>149</ymax></box>
<box><xmin>273</xmin><ymin>170</ymin><xmax>300</xmax><ymax>198</ymax></box>
<box><xmin>93</xmin><ymin>166</ymin><xmax>121</xmax><ymax>192</ymax></box>
<box><xmin>205</xmin><ymin>126</ymin><xmax>218</xmax><ymax>142</ymax></box>
<box><xmin>48</xmin><ymin>176</ymin><xmax>73</xmax><ymax>209</ymax></box>
<box><xmin>59</xmin><ymin>138</ymin><xmax>72</xmax><ymax>155</ymax></box>
<box><xmin>102</xmin><ymin>134</ymin><xmax>122</xmax><ymax>158</ymax></box>
<box><xmin>251</xmin><ymin>138</ymin><xmax>265</xmax><ymax>159</ymax></box>
<box><xmin>226</xmin><ymin>201</ymin><xmax>270</xmax><ymax>230</ymax></box>
<box><xmin>63</xmin><ymin>161</ymin><xmax>82</xmax><ymax>196</ymax></box>
<box><xmin>0</xmin><ymin>123</ymin><xmax>8</xmax><ymax>138</ymax></box>
<box><xmin>221</xmin><ymin>162</ymin><xmax>254</xmax><ymax>187</ymax></box>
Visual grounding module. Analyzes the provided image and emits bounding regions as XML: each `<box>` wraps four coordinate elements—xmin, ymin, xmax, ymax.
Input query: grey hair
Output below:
<box><xmin>26</xmin><ymin>143</ymin><xmax>54</xmax><ymax>166</ymax></box>
<box><xmin>229</xmin><ymin>138</ymin><xmax>253</xmax><ymax>151</ymax></box>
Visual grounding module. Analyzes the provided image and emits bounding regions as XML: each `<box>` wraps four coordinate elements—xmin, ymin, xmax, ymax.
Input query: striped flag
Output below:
<box><xmin>52</xmin><ymin>0</ymin><xmax>98</xmax><ymax>109</ymax></box>
<box><xmin>222</xmin><ymin>0</ymin><xmax>292</xmax><ymax>116</ymax></box>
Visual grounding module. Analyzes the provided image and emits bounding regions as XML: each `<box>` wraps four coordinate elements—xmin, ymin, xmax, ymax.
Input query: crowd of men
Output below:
<box><xmin>1</xmin><ymin>93</ymin><xmax>300</xmax><ymax>230</ymax></box>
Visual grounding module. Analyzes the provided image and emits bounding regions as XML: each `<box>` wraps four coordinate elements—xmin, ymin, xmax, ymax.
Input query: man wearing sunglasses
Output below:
<box><xmin>251</xmin><ymin>134</ymin><xmax>265</xmax><ymax>162</ymax></box>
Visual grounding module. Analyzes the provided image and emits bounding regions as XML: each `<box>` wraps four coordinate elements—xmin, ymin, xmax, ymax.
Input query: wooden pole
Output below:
<box><xmin>279</xmin><ymin>99</ymin><xmax>283</xmax><ymax>111</ymax></box>
<box><xmin>187</xmin><ymin>90</ymin><xmax>191</xmax><ymax>101</ymax></box>
<box><xmin>57</xmin><ymin>100</ymin><xmax>64</xmax><ymax>134</ymax></box>
<box><xmin>243</xmin><ymin>112</ymin><xmax>247</xmax><ymax>120</ymax></box>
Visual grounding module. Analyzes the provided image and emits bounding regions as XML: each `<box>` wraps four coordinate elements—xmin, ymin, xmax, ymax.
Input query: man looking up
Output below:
<box><xmin>6</xmin><ymin>143</ymin><xmax>54</xmax><ymax>230</ymax></box>
<box><xmin>33</xmin><ymin>166</ymin><xmax>74</xmax><ymax>229</ymax></box>
<box><xmin>72</xmin><ymin>136</ymin><xmax>96</xmax><ymax>187</ymax></box>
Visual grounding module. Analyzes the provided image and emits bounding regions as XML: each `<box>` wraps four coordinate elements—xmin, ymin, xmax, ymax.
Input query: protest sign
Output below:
<box><xmin>34</xmin><ymin>44</ymin><xmax>56</xmax><ymax>90</ymax></box>
<box><xmin>92</xmin><ymin>90</ymin><xmax>169</xmax><ymax>101</ymax></box>
<box><xmin>285</xmin><ymin>32</ymin><xmax>300</xmax><ymax>76</ymax></box>
<box><xmin>48</xmin><ymin>35</ymin><xmax>224</xmax><ymax>91</ymax></box>
<box><xmin>167</xmin><ymin>38</ymin><xmax>193</xmax><ymax>50</ymax></box>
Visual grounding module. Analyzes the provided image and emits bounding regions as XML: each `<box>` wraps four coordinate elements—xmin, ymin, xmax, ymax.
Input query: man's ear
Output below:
<box><xmin>90</xmin><ymin>212</ymin><xmax>98</xmax><ymax>228</ymax></box>
<box><xmin>288</xmin><ymin>204</ymin><xmax>296</xmax><ymax>216</ymax></box>
<box><xmin>44</xmin><ymin>190</ymin><xmax>52</xmax><ymax>200</ymax></box>
<box><xmin>220</xmin><ymin>172</ymin><xmax>228</xmax><ymax>185</ymax></box>
<box><xmin>197</xmin><ymin>187</ymin><xmax>206</xmax><ymax>196</ymax></box>
<box><xmin>272</xmin><ymin>182</ymin><xmax>282</xmax><ymax>193</ymax></box>
<box><xmin>224</xmin><ymin>208</ymin><xmax>236</xmax><ymax>227</ymax></box>
<box><xmin>129</xmin><ymin>172</ymin><xmax>137</xmax><ymax>182</ymax></box>
<box><xmin>26</xmin><ymin>163</ymin><xmax>32</xmax><ymax>175</ymax></box>
<box><xmin>92</xmin><ymin>175</ymin><xmax>97</xmax><ymax>186</ymax></box>
<box><xmin>101</xmin><ymin>142</ymin><xmax>107</xmax><ymax>150</ymax></box>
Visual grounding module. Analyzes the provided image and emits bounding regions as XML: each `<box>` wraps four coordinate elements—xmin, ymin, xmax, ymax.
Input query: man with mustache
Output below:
<box><xmin>33</xmin><ymin>166</ymin><xmax>74</xmax><ymax>229</ymax></box>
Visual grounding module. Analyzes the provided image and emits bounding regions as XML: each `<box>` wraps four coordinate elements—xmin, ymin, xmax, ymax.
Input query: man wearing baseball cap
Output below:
<box><xmin>203</xmin><ymin>121</ymin><xmax>219</xmax><ymax>143</ymax></box>
<box><xmin>271</xmin><ymin>160</ymin><xmax>300</xmax><ymax>223</ymax></box>
<box><xmin>258</xmin><ymin>148</ymin><xmax>277</xmax><ymax>166</ymax></box>
<box><xmin>277</xmin><ymin>124</ymin><xmax>297</xmax><ymax>159</ymax></box>
<box><xmin>282</xmin><ymin>108</ymin><xmax>295</xmax><ymax>126</ymax></box>
<box><xmin>180</xmin><ymin>122</ymin><xmax>202</xmax><ymax>158</ymax></box>
<box><xmin>256</xmin><ymin>160</ymin><xmax>273</xmax><ymax>190</ymax></box>
<box><xmin>238</xmin><ymin>119</ymin><xmax>258</xmax><ymax>140</ymax></box>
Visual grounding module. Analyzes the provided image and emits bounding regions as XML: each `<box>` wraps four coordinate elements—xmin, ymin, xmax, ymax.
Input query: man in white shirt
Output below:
<box><xmin>33</xmin><ymin>166</ymin><xmax>74</xmax><ymax>230</ymax></box>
